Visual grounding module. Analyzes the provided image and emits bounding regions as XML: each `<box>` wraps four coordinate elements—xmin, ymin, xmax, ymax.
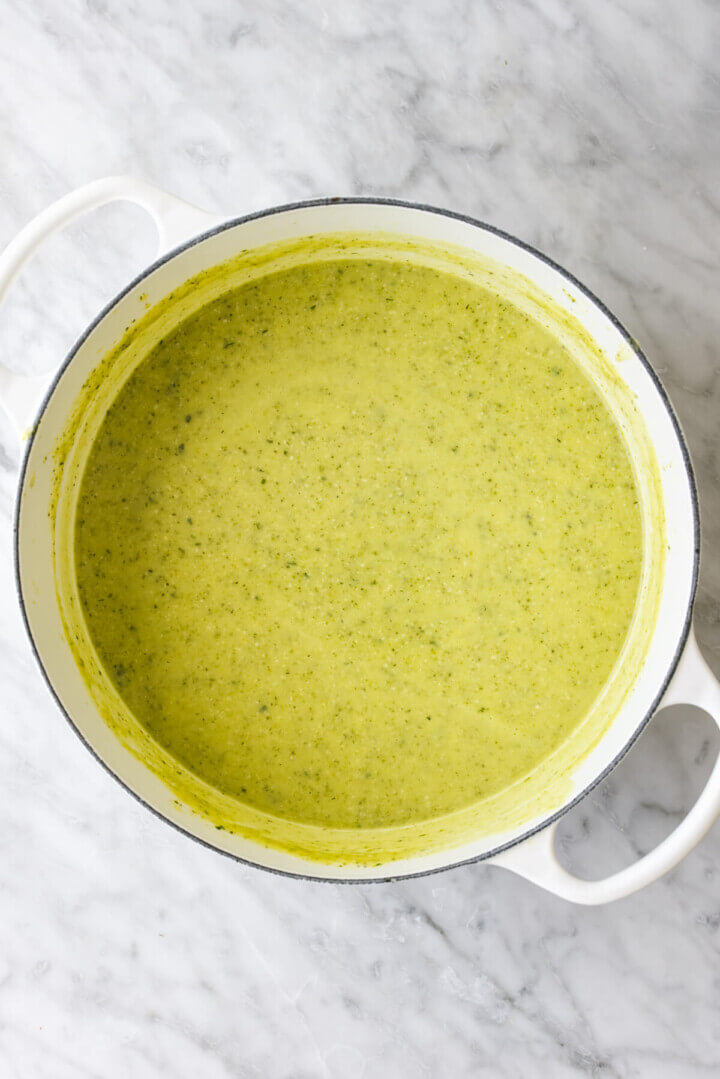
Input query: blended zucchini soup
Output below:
<box><xmin>73</xmin><ymin>254</ymin><xmax>643</xmax><ymax>836</ymax></box>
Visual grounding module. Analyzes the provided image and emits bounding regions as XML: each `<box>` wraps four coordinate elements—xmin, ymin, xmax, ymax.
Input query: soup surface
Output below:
<box><xmin>75</xmin><ymin>258</ymin><xmax>642</xmax><ymax>829</ymax></box>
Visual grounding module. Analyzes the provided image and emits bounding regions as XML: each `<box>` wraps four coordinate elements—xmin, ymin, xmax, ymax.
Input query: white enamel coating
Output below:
<box><xmin>489</xmin><ymin>631</ymin><xmax>720</xmax><ymax>903</ymax></box>
<box><xmin>0</xmin><ymin>176</ymin><xmax>221</xmax><ymax>434</ymax></box>
<box><xmin>3</xmin><ymin>179</ymin><xmax>719</xmax><ymax>903</ymax></box>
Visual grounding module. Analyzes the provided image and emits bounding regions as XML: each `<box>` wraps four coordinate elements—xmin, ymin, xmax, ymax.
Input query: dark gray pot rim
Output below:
<box><xmin>12</xmin><ymin>196</ymin><xmax>701</xmax><ymax>884</ymax></box>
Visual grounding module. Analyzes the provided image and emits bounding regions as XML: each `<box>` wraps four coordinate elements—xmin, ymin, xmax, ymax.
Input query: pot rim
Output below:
<box><xmin>12</xmin><ymin>195</ymin><xmax>701</xmax><ymax>883</ymax></box>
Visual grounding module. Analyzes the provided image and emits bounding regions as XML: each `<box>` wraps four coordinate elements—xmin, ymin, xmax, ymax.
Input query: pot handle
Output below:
<box><xmin>489</xmin><ymin>629</ymin><xmax>720</xmax><ymax>904</ymax></box>
<box><xmin>0</xmin><ymin>176</ymin><xmax>222</xmax><ymax>437</ymax></box>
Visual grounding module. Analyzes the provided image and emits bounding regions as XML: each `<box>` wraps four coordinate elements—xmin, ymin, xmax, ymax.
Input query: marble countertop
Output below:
<box><xmin>1</xmin><ymin>1</ymin><xmax>719</xmax><ymax>1075</ymax></box>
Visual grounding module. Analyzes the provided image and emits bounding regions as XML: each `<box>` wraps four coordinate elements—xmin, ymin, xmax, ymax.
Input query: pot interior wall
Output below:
<box><xmin>17</xmin><ymin>203</ymin><xmax>696</xmax><ymax>879</ymax></box>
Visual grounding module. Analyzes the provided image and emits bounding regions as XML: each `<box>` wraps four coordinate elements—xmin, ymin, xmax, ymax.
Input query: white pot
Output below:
<box><xmin>2</xmin><ymin>177</ymin><xmax>719</xmax><ymax>904</ymax></box>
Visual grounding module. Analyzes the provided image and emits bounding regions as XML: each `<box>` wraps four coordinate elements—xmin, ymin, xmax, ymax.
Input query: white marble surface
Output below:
<box><xmin>1</xmin><ymin>0</ymin><xmax>720</xmax><ymax>1075</ymax></box>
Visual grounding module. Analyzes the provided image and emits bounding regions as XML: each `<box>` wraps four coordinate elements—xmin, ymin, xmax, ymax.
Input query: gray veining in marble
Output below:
<box><xmin>1</xmin><ymin>1</ymin><xmax>719</xmax><ymax>1076</ymax></box>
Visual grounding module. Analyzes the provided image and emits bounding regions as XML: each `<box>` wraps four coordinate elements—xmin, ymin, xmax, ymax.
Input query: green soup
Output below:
<box><xmin>74</xmin><ymin>257</ymin><xmax>642</xmax><ymax>831</ymax></box>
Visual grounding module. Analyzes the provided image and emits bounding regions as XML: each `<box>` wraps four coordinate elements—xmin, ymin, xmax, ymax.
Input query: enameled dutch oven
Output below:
<box><xmin>2</xmin><ymin>177</ymin><xmax>719</xmax><ymax>904</ymax></box>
